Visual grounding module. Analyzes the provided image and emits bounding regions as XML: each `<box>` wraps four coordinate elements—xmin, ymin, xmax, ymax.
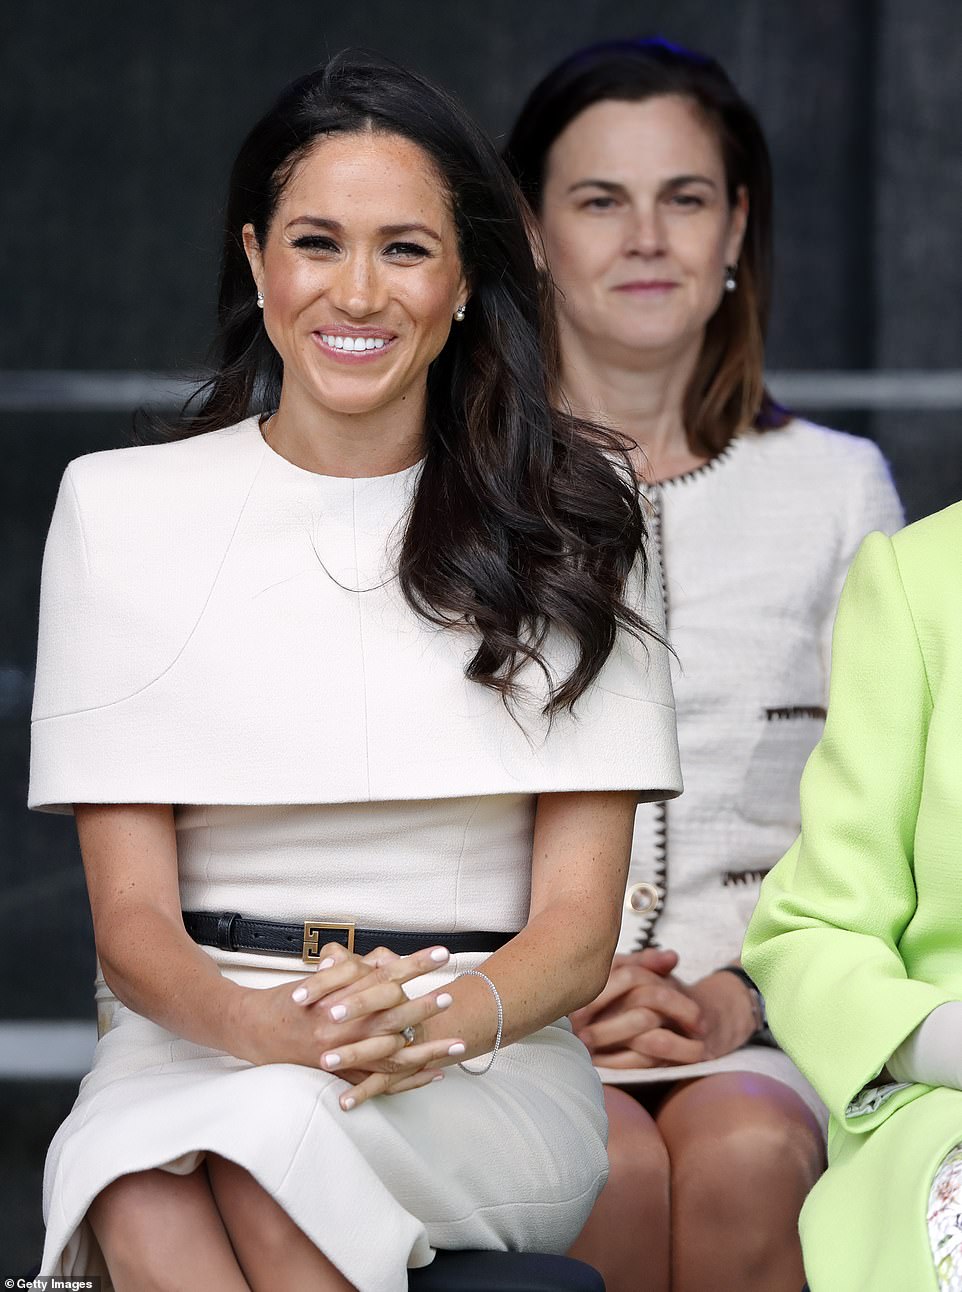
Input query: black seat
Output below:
<box><xmin>24</xmin><ymin>1250</ymin><xmax>606</xmax><ymax>1290</ymax></box>
<box><xmin>408</xmin><ymin>1250</ymin><xmax>605</xmax><ymax>1290</ymax></box>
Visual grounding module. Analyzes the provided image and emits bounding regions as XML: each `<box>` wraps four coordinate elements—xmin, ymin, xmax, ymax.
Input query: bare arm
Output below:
<box><xmin>76</xmin><ymin>803</ymin><xmax>458</xmax><ymax>1074</ymax></box>
<box><xmin>423</xmin><ymin>789</ymin><xmax>639</xmax><ymax>1047</ymax></box>
<box><xmin>310</xmin><ymin>790</ymin><xmax>639</xmax><ymax>1105</ymax></box>
<box><xmin>76</xmin><ymin>803</ymin><xmax>246</xmax><ymax>1052</ymax></box>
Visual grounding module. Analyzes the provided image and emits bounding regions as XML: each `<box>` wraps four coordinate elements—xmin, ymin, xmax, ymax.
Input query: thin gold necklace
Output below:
<box><xmin>262</xmin><ymin>413</ymin><xmax>398</xmax><ymax>595</ymax></box>
<box><xmin>308</xmin><ymin>532</ymin><xmax>397</xmax><ymax>596</ymax></box>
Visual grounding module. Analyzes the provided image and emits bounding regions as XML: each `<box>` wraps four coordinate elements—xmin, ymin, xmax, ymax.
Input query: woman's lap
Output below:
<box><xmin>43</xmin><ymin>1005</ymin><xmax>607</xmax><ymax>1287</ymax></box>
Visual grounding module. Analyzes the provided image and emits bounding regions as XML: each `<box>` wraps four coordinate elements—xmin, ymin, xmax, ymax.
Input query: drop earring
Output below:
<box><xmin>256</xmin><ymin>290</ymin><xmax>265</xmax><ymax>309</ymax></box>
<box><xmin>724</xmin><ymin>265</ymin><xmax>738</xmax><ymax>293</ymax></box>
<box><xmin>454</xmin><ymin>303</ymin><xmax>466</xmax><ymax>322</ymax></box>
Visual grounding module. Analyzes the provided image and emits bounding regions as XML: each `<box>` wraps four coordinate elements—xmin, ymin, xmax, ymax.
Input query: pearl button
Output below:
<box><xmin>625</xmin><ymin>881</ymin><xmax>660</xmax><ymax>915</ymax></box>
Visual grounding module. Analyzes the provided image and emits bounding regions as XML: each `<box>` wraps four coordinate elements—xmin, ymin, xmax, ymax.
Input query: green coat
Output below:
<box><xmin>743</xmin><ymin>501</ymin><xmax>962</xmax><ymax>1292</ymax></box>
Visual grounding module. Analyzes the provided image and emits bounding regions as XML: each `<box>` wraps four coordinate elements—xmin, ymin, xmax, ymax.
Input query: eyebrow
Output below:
<box><xmin>285</xmin><ymin>216</ymin><xmax>443</xmax><ymax>241</ymax></box>
<box><xmin>566</xmin><ymin>175</ymin><xmax>718</xmax><ymax>195</ymax></box>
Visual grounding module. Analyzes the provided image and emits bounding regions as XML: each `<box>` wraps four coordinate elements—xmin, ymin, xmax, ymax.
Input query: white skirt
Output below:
<box><xmin>41</xmin><ymin>957</ymin><xmax>609</xmax><ymax>1292</ymax></box>
<box><xmin>596</xmin><ymin>1043</ymin><xmax>828</xmax><ymax>1133</ymax></box>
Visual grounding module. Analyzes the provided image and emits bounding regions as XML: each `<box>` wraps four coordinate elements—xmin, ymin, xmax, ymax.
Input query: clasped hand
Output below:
<box><xmin>570</xmin><ymin>948</ymin><xmax>756</xmax><ymax>1069</ymax></box>
<box><xmin>235</xmin><ymin>942</ymin><xmax>464</xmax><ymax>1110</ymax></box>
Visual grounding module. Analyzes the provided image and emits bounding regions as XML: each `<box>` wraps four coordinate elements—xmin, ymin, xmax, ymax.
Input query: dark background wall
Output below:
<box><xmin>2</xmin><ymin>0</ymin><xmax>960</xmax><ymax>1271</ymax></box>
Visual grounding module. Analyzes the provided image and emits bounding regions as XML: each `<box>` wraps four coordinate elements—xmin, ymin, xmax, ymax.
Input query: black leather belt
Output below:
<box><xmin>182</xmin><ymin>911</ymin><xmax>514</xmax><ymax>965</ymax></box>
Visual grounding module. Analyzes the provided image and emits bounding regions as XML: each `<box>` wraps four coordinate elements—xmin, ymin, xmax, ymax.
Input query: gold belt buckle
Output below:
<box><xmin>302</xmin><ymin>920</ymin><xmax>355</xmax><ymax>964</ymax></box>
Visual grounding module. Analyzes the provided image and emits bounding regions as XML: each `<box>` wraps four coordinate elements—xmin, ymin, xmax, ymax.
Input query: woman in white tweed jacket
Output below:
<box><xmin>506</xmin><ymin>38</ymin><xmax>904</xmax><ymax>1292</ymax></box>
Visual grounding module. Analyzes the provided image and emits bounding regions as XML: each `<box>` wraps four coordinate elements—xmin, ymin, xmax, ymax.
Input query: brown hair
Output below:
<box><xmin>504</xmin><ymin>38</ymin><xmax>790</xmax><ymax>457</ymax></box>
<box><xmin>154</xmin><ymin>51</ymin><xmax>663</xmax><ymax>715</ymax></box>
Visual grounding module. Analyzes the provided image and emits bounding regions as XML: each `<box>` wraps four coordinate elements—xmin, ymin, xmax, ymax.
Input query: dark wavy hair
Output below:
<box><xmin>163</xmin><ymin>51</ymin><xmax>660</xmax><ymax>715</ymax></box>
<box><xmin>504</xmin><ymin>38</ymin><xmax>790</xmax><ymax>457</ymax></box>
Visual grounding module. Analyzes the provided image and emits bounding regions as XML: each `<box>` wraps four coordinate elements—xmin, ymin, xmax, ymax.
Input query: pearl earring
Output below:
<box><xmin>256</xmin><ymin>290</ymin><xmax>265</xmax><ymax>309</ymax></box>
<box><xmin>454</xmin><ymin>303</ymin><xmax>466</xmax><ymax>322</ymax></box>
<box><xmin>724</xmin><ymin>265</ymin><xmax>738</xmax><ymax>293</ymax></box>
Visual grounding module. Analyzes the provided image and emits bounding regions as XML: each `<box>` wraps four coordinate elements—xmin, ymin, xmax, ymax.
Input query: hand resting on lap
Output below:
<box><xmin>239</xmin><ymin>942</ymin><xmax>466</xmax><ymax>1109</ymax></box>
<box><xmin>571</xmin><ymin>948</ymin><xmax>757</xmax><ymax>1068</ymax></box>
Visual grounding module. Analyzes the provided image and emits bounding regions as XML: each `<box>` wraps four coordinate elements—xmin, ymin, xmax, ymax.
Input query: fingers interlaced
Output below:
<box><xmin>578</xmin><ymin>979</ymin><xmax>704</xmax><ymax>1047</ymax></box>
<box><xmin>331</xmin><ymin>1033</ymin><xmax>453</xmax><ymax>1108</ymax></box>
<box><xmin>311</xmin><ymin>945</ymin><xmax>451</xmax><ymax>1012</ymax></box>
<box><xmin>631</xmin><ymin>1027</ymin><xmax>706</xmax><ymax>1065</ymax></box>
<box><xmin>291</xmin><ymin>943</ymin><xmax>375</xmax><ymax>1005</ymax></box>
<box><xmin>287</xmin><ymin>944</ymin><xmax>458</xmax><ymax>1110</ymax></box>
<box><xmin>344</xmin><ymin>1064</ymin><xmax>446</xmax><ymax>1108</ymax></box>
<box><xmin>591</xmin><ymin>1024</ymin><xmax>707</xmax><ymax>1069</ymax></box>
<box><xmin>331</xmin><ymin>1030</ymin><xmax>458</xmax><ymax>1072</ymax></box>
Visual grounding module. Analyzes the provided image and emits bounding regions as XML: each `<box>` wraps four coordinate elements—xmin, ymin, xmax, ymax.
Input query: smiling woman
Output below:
<box><xmin>240</xmin><ymin>131</ymin><xmax>467</xmax><ymax>455</ymax></box>
<box><xmin>29</xmin><ymin>50</ymin><xmax>682</xmax><ymax>1292</ymax></box>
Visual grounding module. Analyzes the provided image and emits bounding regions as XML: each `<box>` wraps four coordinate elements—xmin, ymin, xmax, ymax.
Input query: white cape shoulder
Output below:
<box><xmin>32</xmin><ymin>423</ymin><xmax>266</xmax><ymax>722</ymax></box>
<box><xmin>29</xmin><ymin>419</ymin><xmax>681</xmax><ymax>812</ymax></box>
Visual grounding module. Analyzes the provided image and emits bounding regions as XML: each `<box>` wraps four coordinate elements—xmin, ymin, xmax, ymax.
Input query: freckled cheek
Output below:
<box><xmin>400</xmin><ymin>277</ymin><xmax>458</xmax><ymax>346</ymax></box>
<box><xmin>265</xmin><ymin>264</ymin><xmax>331</xmax><ymax>321</ymax></box>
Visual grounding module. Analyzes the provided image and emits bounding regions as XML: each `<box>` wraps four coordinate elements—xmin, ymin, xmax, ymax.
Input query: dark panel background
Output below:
<box><xmin>874</xmin><ymin>0</ymin><xmax>962</xmax><ymax>519</ymax></box>
<box><xmin>2</xmin><ymin>0</ymin><xmax>960</xmax><ymax>1271</ymax></box>
<box><xmin>3</xmin><ymin>0</ymin><xmax>885</xmax><ymax>374</ymax></box>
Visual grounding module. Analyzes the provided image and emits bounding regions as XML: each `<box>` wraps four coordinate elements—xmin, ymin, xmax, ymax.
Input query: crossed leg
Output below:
<box><xmin>87</xmin><ymin>1153</ymin><xmax>355</xmax><ymax>1291</ymax></box>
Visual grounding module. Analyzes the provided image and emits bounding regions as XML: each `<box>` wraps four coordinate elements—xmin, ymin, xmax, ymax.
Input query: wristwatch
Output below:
<box><xmin>718</xmin><ymin>964</ymin><xmax>776</xmax><ymax>1047</ymax></box>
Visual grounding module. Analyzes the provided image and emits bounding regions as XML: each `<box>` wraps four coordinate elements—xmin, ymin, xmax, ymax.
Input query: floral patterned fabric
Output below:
<box><xmin>846</xmin><ymin>1080</ymin><xmax>912</xmax><ymax>1120</ymax></box>
<box><xmin>929</xmin><ymin>1143</ymin><xmax>962</xmax><ymax>1290</ymax></box>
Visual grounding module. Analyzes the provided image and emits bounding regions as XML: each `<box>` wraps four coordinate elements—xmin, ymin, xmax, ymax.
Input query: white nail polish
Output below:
<box><xmin>448</xmin><ymin>1042</ymin><xmax>466</xmax><ymax>1056</ymax></box>
<box><xmin>318</xmin><ymin>957</ymin><xmax>335</xmax><ymax>970</ymax></box>
<box><xmin>291</xmin><ymin>986</ymin><xmax>308</xmax><ymax>1003</ymax></box>
<box><xmin>323</xmin><ymin>1052</ymin><xmax>342</xmax><ymax>1069</ymax></box>
<box><xmin>342</xmin><ymin>1095</ymin><xmax>356</xmax><ymax>1110</ymax></box>
<box><xmin>330</xmin><ymin>1004</ymin><xmax>347</xmax><ymax>1021</ymax></box>
<box><xmin>432</xmin><ymin>1073</ymin><xmax>445</xmax><ymax>1082</ymax></box>
<box><xmin>430</xmin><ymin>947</ymin><xmax>449</xmax><ymax>963</ymax></box>
<box><xmin>436</xmin><ymin>993</ymin><xmax>453</xmax><ymax>1008</ymax></box>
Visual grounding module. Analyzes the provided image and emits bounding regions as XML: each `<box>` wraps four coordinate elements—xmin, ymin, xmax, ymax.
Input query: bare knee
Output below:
<box><xmin>661</xmin><ymin>1075</ymin><xmax>824</xmax><ymax>1219</ymax></box>
<box><xmin>570</xmin><ymin>1086</ymin><xmax>670</xmax><ymax>1289</ymax></box>
<box><xmin>698</xmin><ymin>1082</ymin><xmax>819</xmax><ymax>1193</ymax></box>
<box><xmin>206</xmin><ymin>1153</ymin><xmax>295</xmax><ymax>1256</ymax></box>
<box><xmin>89</xmin><ymin>1169</ymin><xmax>205</xmax><ymax>1292</ymax></box>
<box><xmin>603</xmin><ymin>1086</ymin><xmax>670</xmax><ymax>1199</ymax></box>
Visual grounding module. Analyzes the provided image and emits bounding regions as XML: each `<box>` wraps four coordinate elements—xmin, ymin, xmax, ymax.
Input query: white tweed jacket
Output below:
<box><xmin>618</xmin><ymin>419</ymin><xmax>904</xmax><ymax>981</ymax></box>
